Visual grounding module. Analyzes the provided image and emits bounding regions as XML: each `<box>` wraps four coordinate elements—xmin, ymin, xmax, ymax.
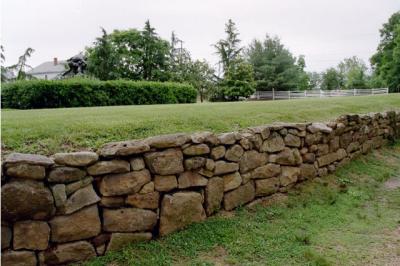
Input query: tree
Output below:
<box><xmin>246</xmin><ymin>35</ymin><xmax>306</xmax><ymax>90</ymax></box>
<box><xmin>169</xmin><ymin>31</ymin><xmax>193</xmax><ymax>82</ymax></box>
<box><xmin>7</xmin><ymin>47</ymin><xmax>35</xmax><ymax>80</ymax></box>
<box><xmin>214</xmin><ymin>19</ymin><xmax>243</xmax><ymax>76</ymax></box>
<box><xmin>338</xmin><ymin>56</ymin><xmax>368</xmax><ymax>89</ymax></box>
<box><xmin>371</xmin><ymin>11</ymin><xmax>400</xmax><ymax>92</ymax></box>
<box><xmin>86</xmin><ymin>28</ymin><xmax>120</xmax><ymax>80</ymax></box>
<box><xmin>308</xmin><ymin>72</ymin><xmax>322</xmax><ymax>89</ymax></box>
<box><xmin>187</xmin><ymin>60</ymin><xmax>215</xmax><ymax>102</ymax></box>
<box><xmin>321</xmin><ymin>67</ymin><xmax>342</xmax><ymax>90</ymax></box>
<box><xmin>1</xmin><ymin>45</ymin><xmax>8</xmax><ymax>82</ymax></box>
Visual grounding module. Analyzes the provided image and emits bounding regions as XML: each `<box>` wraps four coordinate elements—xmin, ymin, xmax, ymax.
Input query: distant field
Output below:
<box><xmin>2</xmin><ymin>94</ymin><xmax>400</xmax><ymax>155</ymax></box>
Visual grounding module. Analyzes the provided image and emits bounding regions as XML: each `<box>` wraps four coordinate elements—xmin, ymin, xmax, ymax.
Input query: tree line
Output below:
<box><xmin>2</xmin><ymin>11</ymin><xmax>399</xmax><ymax>100</ymax></box>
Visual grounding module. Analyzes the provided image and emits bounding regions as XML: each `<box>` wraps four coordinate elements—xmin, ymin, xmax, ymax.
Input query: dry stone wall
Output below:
<box><xmin>2</xmin><ymin>111</ymin><xmax>400</xmax><ymax>265</ymax></box>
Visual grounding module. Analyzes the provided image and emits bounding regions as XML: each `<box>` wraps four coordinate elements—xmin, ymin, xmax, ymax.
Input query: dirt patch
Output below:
<box><xmin>246</xmin><ymin>193</ymin><xmax>289</xmax><ymax>210</ymax></box>
<box><xmin>197</xmin><ymin>246</ymin><xmax>231</xmax><ymax>266</ymax></box>
<box><xmin>384</xmin><ymin>177</ymin><xmax>400</xmax><ymax>190</ymax></box>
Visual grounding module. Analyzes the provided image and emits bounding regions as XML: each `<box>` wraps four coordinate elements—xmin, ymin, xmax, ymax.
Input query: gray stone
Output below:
<box><xmin>183</xmin><ymin>144</ymin><xmax>210</xmax><ymax>156</ymax></box>
<box><xmin>99</xmin><ymin>140</ymin><xmax>150</xmax><ymax>157</ymax></box>
<box><xmin>154</xmin><ymin>175</ymin><xmax>178</xmax><ymax>192</ymax></box>
<box><xmin>48</xmin><ymin>166</ymin><xmax>86</xmax><ymax>183</ymax></box>
<box><xmin>145</xmin><ymin>133</ymin><xmax>190</xmax><ymax>148</ymax></box>
<box><xmin>54</xmin><ymin>152</ymin><xmax>98</xmax><ymax>167</ymax></box>
<box><xmin>217</xmin><ymin>132</ymin><xmax>236</xmax><ymax>145</ymax></box>
<box><xmin>1</xmin><ymin>250</ymin><xmax>37</xmax><ymax>266</ymax></box>
<box><xmin>41</xmin><ymin>241</ymin><xmax>96</xmax><ymax>265</ymax></box>
<box><xmin>63</xmin><ymin>185</ymin><xmax>100</xmax><ymax>214</ymax></box>
<box><xmin>6</xmin><ymin>164</ymin><xmax>45</xmax><ymax>180</ymax></box>
<box><xmin>99</xmin><ymin>169</ymin><xmax>151</xmax><ymax>196</ymax></box>
<box><xmin>261</xmin><ymin>132</ymin><xmax>285</xmax><ymax>152</ymax></box>
<box><xmin>159</xmin><ymin>192</ymin><xmax>206</xmax><ymax>236</ymax></box>
<box><xmin>214</xmin><ymin>161</ymin><xmax>239</xmax><ymax>175</ymax></box>
<box><xmin>255</xmin><ymin>177</ymin><xmax>280</xmax><ymax>196</ymax></box>
<box><xmin>103</xmin><ymin>208</ymin><xmax>157</xmax><ymax>232</ymax></box>
<box><xmin>223</xmin><ymin>182</ymin><xmax>255</xmax><ymax>211</ymax></box>
<box><xmin>205</xmin><ymin>177</ymin><xmax>224</xmax><ymax>216</ymax></box>
<box><xmin>51</xmin><ymin>184</ymin><xmax>67</xmax><ymax>209</ymax></box>
<box><xmin>126</xmin><ymin>192</ymin><xmax>160</xmax><ymax>209</ymax></box>
<box><xmin>107</xmin><ymin>233</ymin><xmax>152</xmax><ymax>252</ymax></box>
<box><xmin>144</xmin><ymin>148</ymin><xmax>184</xmax><ymax>175</ymax></box>
<box><xmin>225</xmin><ymin>144</ymin><xmax>244</xmax><ymax>162</ymax></box>
<box><xmin>87</xmin><ymin>160</ymin><xmax>130</xmax><ymax>176</ymax></box>
<box><xmin>2</xmin><ymin>180</ymin><xmax>55</xmax><ymax>221</ymax></box>
<box><xmin>4</xmin><ymin>153</ymin><xmax>54</xmax><ymax>166</ymax></box>
<box><xmin>13</xmin><ymin>221</ymin><xmax>50</xmax><ymax>250</ymax></box>
<box><xmin>223</xmin><ymin>172</ymin><xmax>242</xmax><ymax>192</ymax></box>
<box><xmin>191</xmin><ymin>131</ymin><xmax>218</xmax><ymax>145</ymax></box>
<box><xmin>307</xmin><ymin>123</ymin><xmax>333</xmax><ymax>134</ymax></box>
<box><xmin>178</xmin><ymin>171</ymin><xmax>208</xmax><ymax>188</ymax></box>
<box><xmin>239</xmin><ymin>150</ymin><xmax>268</xmax><ymax>173</ymax></box>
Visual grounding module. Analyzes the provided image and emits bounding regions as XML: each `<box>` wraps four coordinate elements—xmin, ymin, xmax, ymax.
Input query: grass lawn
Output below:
<box><xmin>85</xmin><ymin>143</ymin><xmax>400</xmax><ymax>266</ymax></box>
<box><xmin>2</xmin><ymin>94</ymin><xmax>400</xmax><ymax>155</ymax></box>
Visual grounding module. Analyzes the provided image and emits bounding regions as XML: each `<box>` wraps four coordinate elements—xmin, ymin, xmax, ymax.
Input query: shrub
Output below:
<box><xmin>1</xmin><ymin>78</ymin><xmax>197</xmax><ymax>109</ymax></box>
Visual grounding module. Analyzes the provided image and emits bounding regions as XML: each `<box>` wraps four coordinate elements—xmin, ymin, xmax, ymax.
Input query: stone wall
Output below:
<box><xmin>2</xmin><ymin>111</ymin><xmax>399</xmax><ymax>265</ymax></box>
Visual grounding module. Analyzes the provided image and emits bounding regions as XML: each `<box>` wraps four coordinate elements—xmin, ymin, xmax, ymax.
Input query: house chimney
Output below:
<box><xmin>53</xmin><ymin>57</ymin><xmax>58</xmax><ymax>65</ymax></box>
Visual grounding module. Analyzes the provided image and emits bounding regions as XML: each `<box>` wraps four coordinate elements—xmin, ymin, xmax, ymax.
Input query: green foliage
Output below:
<box><xmin>338</xmin><ymin>56</ymin><xmax>368</xmax><ymax>89</ymax></box>
<box><xmin>371</xmin><ymin>11</ymin><xmax>400</xmax><ymax>92</ymax></box>
<box><xmin>321</xmin><ymin>67</ymin><xmax>342</xmax><ymax>90</ymax></box>
<box><xmin>246</xmin><ymin>35</ymin><xmax>307</xmax><ymax>90</ymax></box>
<box><xmin>1</xmin><ymin>78</ymin><xmax>197</xmax><ymax>109</ymax></box>
<box><xmin>5</xmin><ymin>47</ymin><xmax>35</xmax><ymax>81</ymax></box>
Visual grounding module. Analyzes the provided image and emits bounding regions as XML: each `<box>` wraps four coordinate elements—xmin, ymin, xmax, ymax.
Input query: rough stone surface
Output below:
<box><xmin>159</xmin><ymin>192</ymin><xmax>206</xmax><ymax>236</ymax></box>
<box><xmin>271</xmin><ymin>148</ymin><xmax>302</xmax><ymax>166</ymax></box>
<box><xmin>223</xmin><ymin>182</ymin><xmax>255</xmax><ymax>211</ymax></box>
<box><xmin>130</xmin><ymin>157</ymin><xmax>146</xmax><ymax>171</ymax></box>
<box><xmin>87</xmin><ymin>160</ymin><xmax>130</xmax><ymax>176</ymax></box>
<box><xmin>255</xmin><ymin>177</ymin><xmax>280</xmax><ymax>196</ymax></box>
<box><xmin>2</xmin><ymin>180</ymin><xmax>55</xmax><ymax>221</ymax></box>
<box><xmin>1</xmin><ymin>224</ymin><xmax>12</xmax><ymax>250</ymax></box>
<box><xmin>41</xmin><ymin>241</ymin><xmax>96</xmax><ymax>265</ymax></box>
<box><xmin>284</xmin><ymin>134</ymin><xmax>301</xmax><ymax>147</ymax></box>
<box><xmin>183</xmin><ymin>144</ymin><xmax>210</xmax><ymax>156</ymax></box>
<box><xmin>140</xmin><ymin>182</ymin><xmax>154</xmax><ymax>194</ymax></box>
<box><xmin>178</xmin><ymin>171</ymin><xmax>208</xmax><ymax>188</ymax></box>
<box><xmin>107</xmin><ymin>233</ymin><xmax>152</xmax><ymax>252</ymax></box>
<box><xmin>65</xmin><ymin>176</ymin><xmax>94</xmax><ymax>196</ymax></box>
<box><xmin>48</xmin><ymin>166</ymin><xmax>86</xmax><ymax>183</ymax></box>
<box><xmin>299</xmin><ymin>164</ymin><xmax>317</xmax><ymax>180</ymax></box>
<box><xmin>261</xmin><ymin>133</ymin><xmax>285</xmax><ymax>152</ymax></box>
<box><xmin>218</xmin><ymin>133</ymin><xmax>236</xmax><ymax>145</ymax></box>
<box><xmin>99</xmin><ymin>140</ymin><xmax>150</xmax><ymax>157</ymax></box>
<box><xmin>211</xmin><ymin>146</ymin><xmax>226</xmax><ymax>160</ymax></box>
<box><xmin>223</xmin><ymin>172</ymin><xmax>242</xmax><ymax>192</ymax></box>
<box><xmin>13</xmin><ymin>221</ymin><xmax>50</xmax><ymax>250</ymax></box>
<box><xmin>54</xmin><ymin>152</ymin><xmax>98</xmax><ymax>167</ymax></box>
<box><xmin>6</xmin><ymin>164</ymin><xmax>46</xmax><ymax>180</ymax></box>
<box><xmin>99</xmin><ymin>169</ymin><xmax>151</xmax><ymax>196</ymax></box>
<box><xmin>239</xmin><ymin>150</ymin><xmax>268</xmax><ymax>173</ymax></box>
<box><xmin>214</xmin><ymin>161</ymin><xmax>239</xmax><ymax>175</ymax></box>
<box><xmin>5</xmin><ymin>153</ymin><xmax>54</xmax><ymax>166</ymax></box>
<box><xmin>191</xmin><ymin>131</ymin><xmax>218</xmax><ymax>145</ymax></box>
<box><xmin>205</xmin><ymin>177</ymin><xmax>224</xmax><ymax>216</ymax></box>
<box><xmin>50</xmin><ymin>205</ymin><xmax>101</xmax><ymax>243</ymax></box>
<box><xmin>63</xmin><ymin>185</ymin><xmax>100</xmax><ymax>214</ymax></box>
<box><xmin>280</xmin><ymin>166</ymin><xmax>300</xmax><ymax>186</ymax></box>
<box><xmin>103</xmin><ymin>208</ymin><xmax>157</xmax><ymax>232</ymax></box>
<box><xmin>1</xmin><ymin>250</ymin><xmax>37</xmax><ymax>266</ymax></box>
<box><xmin>317</xmin><ymin>149</ymin><xmax>347</xmax><ymax>167</ymax></box>
<box><xmin>308</xmin><ymin>123</ymin><xmax>333</xmax><ymax>134</ymax></box>
<box><xmin>154</xmin><ymin>175</ymin><xmax>178</xmax><ymax>192</ymax></box>
<box><xmin>144</xmin><ymin>148</ymin><xmax>184</xmax><ymax>175</ymax></box>
<box><xmin>99</xmin><ymin>196</ymin><xmax>125</xmax><ymax>208</ymax></box>
<box><xmin>225</xmin><ymin>145</ymin><xmax>244</xmax><ymax>162</ymax></box>
<box><xmin>250</xmin><ymin>164</ymin><xmax>281</xmax><ymax>179</ymax></box>
<box><xmin>146</xmin><ymin>133</ymin><xmax>190</xmax><ymax>148</ymax></box>
<box><xmin>51</xmin><ymin>184</ymin><xmax>67</xmax><ymax>209</ymax></box>
<box><xmin>184</xmin><ymin>157</ymin><xmax>206</xmax><ymax>170</ymax></box>
<box><xmin>126</xmin><ymin>192</ymin><xmax>160</xmax><ymax>209</ymax></box>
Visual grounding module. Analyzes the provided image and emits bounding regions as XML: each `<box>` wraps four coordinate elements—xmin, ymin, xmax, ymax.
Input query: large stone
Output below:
<box><xmin>280</xmin><ymin>166</ymin><xmax>300</xmax><ymax>186</ymax></box>
<box><xmin>126</xmin><ymin>192</ymin><xmax>160</xmax><ymax>209</ymax></box>
<box><xmin>99</xmin><ymin>140</ymin><xmax>150</xmax><ymax>157</ymax></box>
<box><xmin>103</xmin><ymin>208</ymin><xmax>157</xmax><ymax>232</ymax></box>
<box><xmin>13</xmin><ymin>221</ymin><xmax>50</xmax><ymax>250</ymax></box>
<box><xmin>178</xmin><ymin>171</ymin><xmax>208</xmax><ymax>188</ymax></box>
<box><xmin>183</xmin><ymin>144</ymin><xmax>210</xmax><ymax>156</ymax></box>
<box><xmin>41</xmin><ymin>241</ymin><xmax>96</xmax><ymax>265</ymax></box>
<box><xmin>248</xmin><ymin>125</ymin><xmax>271</xmax><ymax>139</ymax></box>
<box><xmin>99</xmin><ymin>169</ymin><xmax>151</xmax><ymax>196</ymax></box>
<box><xmin>54</xmin><ymin>152</ymin><xmax>98</xmax><ymax>167</ymax></box>
<box><xmin>223</xmin><ymin>182</ymin><xmax>255</xmax><ymax>211</ymax></box>
<box><xmin>48</xmin><ymin>166</ymin><xmax>86</xmax><ymax>183</ymax></box>
<box><xmin>99</xmin><ymin>196</ymin><xmax>125</xmax><ymax>208</ymax></box>
<box><xmin>307</xmin><ymin>123</ymin><xmax>333</xmax><ymax>134</ymax></box>
<box><xmin>1</xmin><ymin>250</ymin><xmax>37</xmax><ymax>266</ymax></box>
<box><xmin>250</xmin><ymin>164</ymin><xmax>281</xmax><ymax>179</ymax></box>
<box><xmin>255</xmin><ymin>177</ymin><xmax>280</xmax><ymax>196</ymax></box>
<box><xmin>214</xmin><ymin>161</ymin><xmax>239</xmax><ymax>175</ymax></box>
<box><xmin>140</xmin><ymin>182</ymin><xmax>154</xmax><ymax>194</ymax></box>
<box><xmin>329</xmin><ymin>136</ymin><xmax>340</xmax><ymax>152</ymax></box>
<box><xmin>299</xmin><ymin>164</ymin><xmax>317</xmax><ymax>180</ymax></box>
<box><xmin>211</xmin><ymin>146</ymin><xmax>226</xmax><ymax>160</ymax></box>
<box><xmin>305</xmin><ymin>133</ymin><xmax>322</xmax><ymax>146</ymax></box>
<box><xmin>159</xmin><ymin>192</ymin><xmax>206</xmax><ymax>236</ymax></box>
<box><xmin>87</xmin><ymin>160</ymin><xmax>130</xmax><ymax>176</ymax></box>
<box><xmin>225</xmin><ymin>145</ymin><xmax>244</xmax><ymax>162</ymax></box>
<box><xmin>65</xmin><ymin>176</ymin><xmax>94</xmax><ymax>195</ymax></box>
<box><xmin>284</xmin><ymin>134</ymin><xmax>301</xmax><ymax>147</ymax></box>
<box><xmin>4</xmin><ymin>153</ymin><xmax>54</xmax><ymax>166</ymax></box>
<box><xmin>261</xmin><ymin>132</ymin><xmax>285</xmax><ymax>152</ymax></box>
<box><xmin>145</xmin><ymin>133</ymin><xmax>190</xmax><ymax>148</ymax></box>
<box><xmin>49</xmin><ymin>205</ymin><xmax>101</xmax><ymax>243</ymax></box>
<box><xmin>270</xmin><ymin>148</ymin><xmax>302</xmax><ymax>166</ymax></box>
<box><xmin>51</xmin><ymin>184</ymin><xmax>67</xmax><ymax>209</ymax></box>
<box><xmin>2</xmin><ymin>180</ymin><xmax>55</xmax><ymax>221</ymax></box>
<box><xmin>107</xmin><ymin>232</ymin><xmax>152</xmax><ymax>252</ymax></box>
<box><xmin>154</xmin><ymin>175</ymin><xmax>178</xmax><ymax>192</ymax></box>
<box><xmin>223</xmin><ymin>172</ymin><xmax>242</xmax><ymax>192</ymax></box>
<box><xmin>184</xmin><ymin>157</ymin><xmax>206</xmax><ymax>170</ymax></box>
<box><xmin>191</xmin><ymin>131</ymin><xmax>218</xmax><ymax>145</ymax></box>
<box><xmin>239</xmin><ymin>150</ymin><xmax>268</xmax><ymax>173</ymax></box>
<box><xmin>217</xmin><ymin>132</ymin><xmax>236</xmax><ymax>145</ymax></box>
<box><xmin>205</xmin><ymin>177</ymin><xmax>224</xmax><ymax>216</ymax></box>
<box><xmin>6</xmin><ymin>164</ymin><xmax>45</xmax><ymax>180</ymax></box>
<box><xmin>130</xmin><ymin>157</ymin><xmax>146</xmax><ymax>171</ymax></box>
<box><xmin>63</xmin><ymin>185</ymin><xmax>100</xmax><ymax>214</ymax></box>
<box><xmin>144</xmin><ymin>148</ymin><xmax>184</xmax><ymax>175</ymax></box>
<box><xmin>1</xmin><ymin>224</ymin><xmax>12</xmax><ymax>250</ymax></box>
<box><xmin>317</xmin><ymin>150</ymin><xmax>346</xmax><ymax>167</ymax></box>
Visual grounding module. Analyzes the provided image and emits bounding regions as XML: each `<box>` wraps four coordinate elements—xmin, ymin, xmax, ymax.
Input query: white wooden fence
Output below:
<box><xmin>250</xmin><ymin>88</ymin><xmax>389</xmax><ymax>101</ymax></box>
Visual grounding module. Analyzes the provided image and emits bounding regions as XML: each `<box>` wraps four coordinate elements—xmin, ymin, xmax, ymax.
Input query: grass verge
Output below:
<box><xmin>85</xmin><ymin>142</ymin><xmax>400</xmax><ymax>266</ymax></box>
<box><xmin>2</xmin><ymin>94</ymin><xmax>400</xmax><ymax>155</ymax></box>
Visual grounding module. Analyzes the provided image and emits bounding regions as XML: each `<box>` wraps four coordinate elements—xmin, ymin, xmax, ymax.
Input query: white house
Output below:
<box><xmin>27</xmin><ymin>58</ymin><xmax>67</xmax><ymax>80</ymax></box>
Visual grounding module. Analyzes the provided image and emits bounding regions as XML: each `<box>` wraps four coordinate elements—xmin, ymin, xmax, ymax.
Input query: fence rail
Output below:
<box><xmin>250</xmin><ymin>88</ymin><xmax>389</xmax><ymax>101</ymax></box>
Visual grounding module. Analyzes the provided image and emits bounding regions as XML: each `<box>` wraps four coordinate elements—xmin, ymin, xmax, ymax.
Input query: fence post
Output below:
<box><xmin>272</xmin><ymin>88</ymin><xmax>275</xmax><ymax>100</ymax></box>
<box><xmin>288</xmin><ymin>91</ymin><xmax>291</xmax><ymax>100</ymax></box>
<box><xmin>320</xmin><ymin>90</ymin><xmax>322</xmax><ymax>98</ymax></box>
<box><xmin>304</xmin><ymin>90</ymin><xmax>307</xmax><ymax>98</ymax></box>
<box><xmin>353</xmin><ymin>89</ymin><xmax>356</xmax><ymax>96</ymax></box>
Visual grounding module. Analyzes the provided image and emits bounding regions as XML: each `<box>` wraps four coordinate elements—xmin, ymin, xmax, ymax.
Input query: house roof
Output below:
<box><xmin>28</xmin><ymin>60</ymin><xmax>67</xmax><ymax>75</ymax></box>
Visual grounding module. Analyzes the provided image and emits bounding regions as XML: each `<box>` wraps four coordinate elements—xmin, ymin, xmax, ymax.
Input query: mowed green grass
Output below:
<box><xmin>85</xmin><ymin>143</ymin><xmax>400</xmax><ymax>266</ymax></box>
<box><xmin>2</xmin><ymin>94</ymin><xmax>400</xmax><ymax>155</ymax></box>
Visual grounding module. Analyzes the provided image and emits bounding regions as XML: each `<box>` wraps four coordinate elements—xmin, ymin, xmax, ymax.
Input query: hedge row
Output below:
<box><xmin>1</xmin><ymin>78</ymin><xmax>197</xmax><ymax>109</ymax></box>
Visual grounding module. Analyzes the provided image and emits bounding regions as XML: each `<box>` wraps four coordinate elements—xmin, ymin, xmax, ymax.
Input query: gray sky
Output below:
<box><xmin>1</xmin><ymin>0</ymin><xmax>399</xmax><ymax>72</ymax></box>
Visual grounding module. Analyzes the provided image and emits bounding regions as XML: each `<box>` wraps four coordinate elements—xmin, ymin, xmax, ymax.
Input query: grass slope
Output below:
<box><xmin>2</xmin><ymin>94</ymin><xmax>400</xmax><ymax>155</ymax></box>
<box><xmin>85</xmin><ymin>143</ymin><xmax>400</xmax><ymax>266</ymax></box>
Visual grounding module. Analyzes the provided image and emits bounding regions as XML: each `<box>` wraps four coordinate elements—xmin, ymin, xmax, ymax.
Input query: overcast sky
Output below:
<box><xmin>1</xmin><ymin>0</ymin><xmax>399</xmax><ymax>72</ymax></box>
